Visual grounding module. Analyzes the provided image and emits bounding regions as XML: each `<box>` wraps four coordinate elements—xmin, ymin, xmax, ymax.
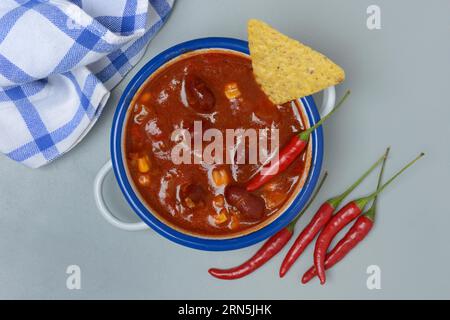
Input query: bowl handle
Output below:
<box><xmin>93</xmin><ymin>160</ymin><xmax>148</xmax><ymax>231</ymax></box>
<box><xmin>319</xmin><ymin>86</ymin><xmax>336</xmax><ymax>118</ymax></box>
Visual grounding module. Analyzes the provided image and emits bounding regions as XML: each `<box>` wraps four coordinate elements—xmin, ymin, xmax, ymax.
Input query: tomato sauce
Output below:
<box><xmin>125</xmin><ymin>51</ymin><xmax>308</xmax><ymax>236</ymax></box>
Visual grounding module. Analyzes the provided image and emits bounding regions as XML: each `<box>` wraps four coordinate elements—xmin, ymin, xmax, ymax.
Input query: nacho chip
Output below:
<box><xmin>248</xmin><ymin>19</ymin><xmax>345</xmax><ymax>105</ymax></box>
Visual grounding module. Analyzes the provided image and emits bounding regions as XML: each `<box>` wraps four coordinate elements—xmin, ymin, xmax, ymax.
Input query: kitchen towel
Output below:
<box><xmin>0</xmin><ymin>0</ymin><xmax>174</xmax><ymax>168</ymax></box>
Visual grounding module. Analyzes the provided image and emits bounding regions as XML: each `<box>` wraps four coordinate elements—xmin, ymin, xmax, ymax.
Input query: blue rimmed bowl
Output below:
<box><xmin>110</xmin><ymin>37</ymin><xmax>324</xmax><ymax>251</ymax></box>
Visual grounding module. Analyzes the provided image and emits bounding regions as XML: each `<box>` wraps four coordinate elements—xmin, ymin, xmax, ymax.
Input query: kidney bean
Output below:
<box><xmin>224</xmin><ymin>185</ymin><xmax>265</xmax><ymax>220</ymax></box>
<box><xmin>185</xmin><ymin>75</ymin><xmax>215</xmax><ymax>112</ymax></box>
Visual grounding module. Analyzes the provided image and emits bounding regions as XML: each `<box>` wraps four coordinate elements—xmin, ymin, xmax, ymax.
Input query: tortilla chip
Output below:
<box><xmin>248</xmin><ymin>19</ymin><xmax>345</xmax><ymax>105</ymax></box>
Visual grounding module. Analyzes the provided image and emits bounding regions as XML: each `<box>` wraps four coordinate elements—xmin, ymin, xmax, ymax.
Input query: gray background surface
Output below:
<box><xmin>1</xmin><ymin>0</ymin><xmax>449</xmax><ymax>299</ymax></box>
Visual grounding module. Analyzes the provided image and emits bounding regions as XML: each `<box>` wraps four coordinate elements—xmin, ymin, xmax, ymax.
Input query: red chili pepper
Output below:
<box><xmin>208</xmin><ymin>228</ymin><xmax>292</xmax><ymax>280</ymax></box>
<box><xmin>279</xmin><ymin>149</ymin><xmax>388</xmax><ymax>278</ymax></box>
<box><xmin>302</xmin><ymin>147</ymin><xmax>389</xmax><ymax>284</ymax></box>
<box><xmin>246</xmin><ymin>91</ymin><xmax>350</xmax><ymax>192</ymax></box>
<box><xmin>302</xmin><ymin>215</ymin><xmax>373</xmax><ymax>284</ymax></box>
<box><xmin>314</xmin><ymin>152</ymin><xmax>424</xmax><ymax>284</ymax></box>
<box><xmin>208</xmin><ymin>172</ymin><xmax>328</xmax><ymax>280</ymax></box>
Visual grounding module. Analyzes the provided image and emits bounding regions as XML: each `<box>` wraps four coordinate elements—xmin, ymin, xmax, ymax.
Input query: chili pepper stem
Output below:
<box><xmin>354</xmin><ymin>152</ymin><xmax>424</xmax><ymax>211</ymax></box>
<box><xmin>288</xmin><ymin>172</ymin><xmax>328</xmax><ymax>231</ymax></box>
<box><xmin>298</xmin><ymin>90</ymin><xmax>350</xmax><ymax>141</ymax></box>
<box><xmin>365</xmin><ymin>147</ymin><xmax>390</xmax><ymax>221</ymax></box>
<box><xmin>327</xmin><ymin>148</ymin><xmax>389</xmax><ymax>208</ymax></box>
<box><xmin>363</xmin><ymin>202</ymin><xmax>376</xmax><ymax>222</ymax></box>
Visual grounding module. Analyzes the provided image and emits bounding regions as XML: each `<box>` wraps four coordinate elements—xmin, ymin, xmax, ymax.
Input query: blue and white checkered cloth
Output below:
<box><xmin>0</xmin><ymin>0</ymin><xmax>174</xmax><ymax>168</ymax></box>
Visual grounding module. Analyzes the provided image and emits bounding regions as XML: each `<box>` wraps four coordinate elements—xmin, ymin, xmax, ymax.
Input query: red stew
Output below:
<box><xmin>125</xmin><ymin>51</ymin><xmax>309</xmax><ymax>236</ymax></box>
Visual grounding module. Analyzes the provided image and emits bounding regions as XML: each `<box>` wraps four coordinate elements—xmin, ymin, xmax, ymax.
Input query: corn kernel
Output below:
<box><xmin>212</xmin><ymin>168</ymin><xmax>230</xmax><ymax>187</ymax></box>
<box><xmin>224</xmin><ymin>82</ymin><xmax>241</xmax><ymax>100</ymax></box>
<box><xmin>138</xmin><ymin>174</ymin><xmax>151</xmax><ymax>187</ymax></box>
<box><xmin>214</xmin><ymin>209</ymin><xmax>228</xmax><ymax>225</ymax></box>
<box><xmin>137</xmin><ymin>156</ymin><xmax>150</xmax><ymax>173</ymax></box>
